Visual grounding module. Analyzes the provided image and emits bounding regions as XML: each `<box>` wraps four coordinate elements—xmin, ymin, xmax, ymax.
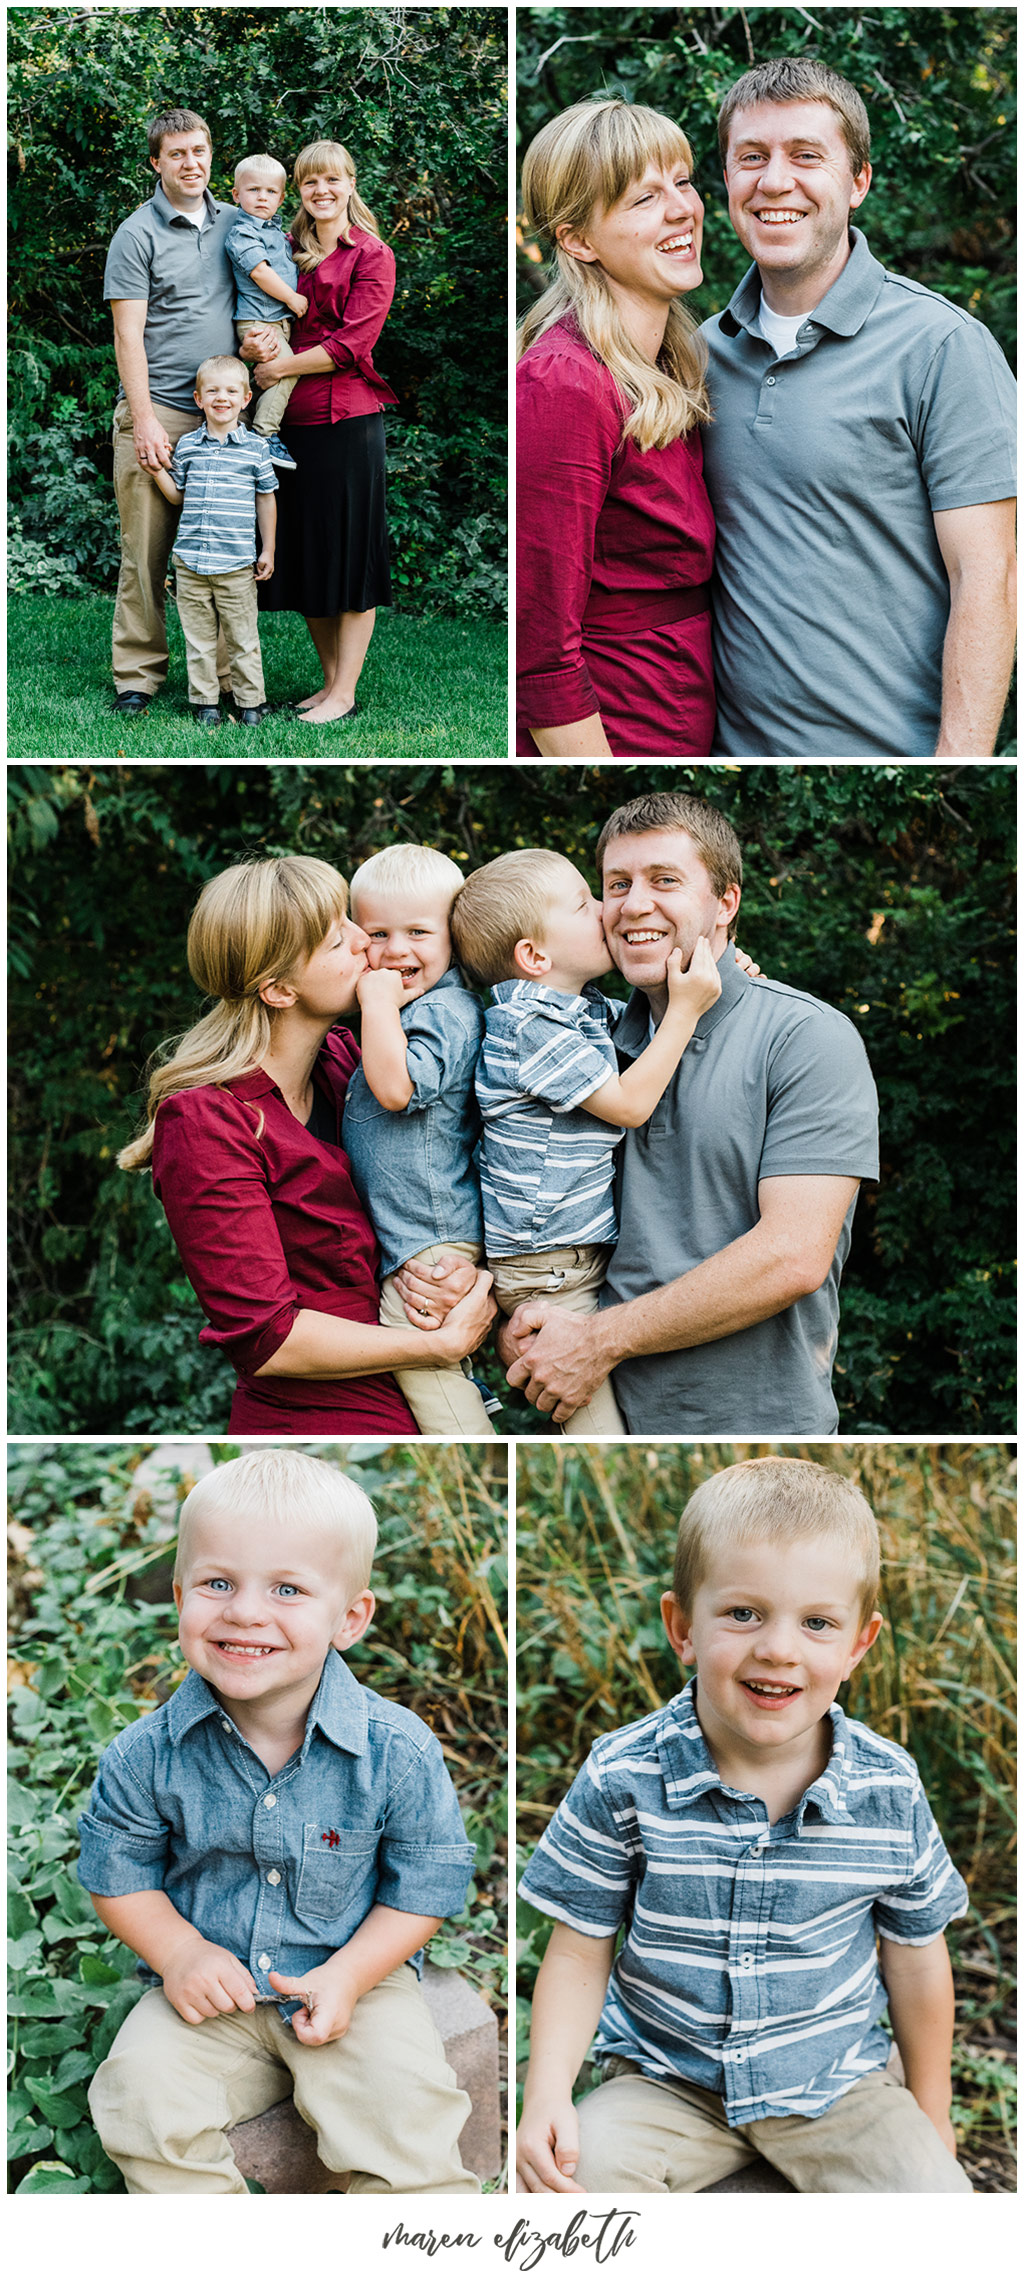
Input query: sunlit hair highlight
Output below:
<box><xmin>118</xmin><ymin>856</ymin><xmax>350</xmax><ymax>1170</ymax></box>
<box><xmin>518</xmin><ymin>99</ymin><xmax>711</xmax><ymax>450</ymax></box>
<box><xmin>349</xmin><ymin>843</ymin><xmax>466</xmax><ymax>917</ymax></box>
<box><xmin>174</xmin><ymin>1449</ymin><xmax>378</xmax><ymax>1600</ymax></box>
<box><xmin>234</xmin><ymin>153</ymin><xmax>288</xmax><ymax>191</ymax></box>
<box><xmin>195</xmin><ymin>354</ymin><xmax>249</xmax><ymax>393</ymax></box>
<box><xmin>289</xmin><ymin>139</ymin><xmax>381</xmax><ymax>270</ymax></box>
<box><xmin>450</xmin><ymin>850</ymin><xmax>582</xmax><ymax>986</ymax></box>
<box><xmin>673</xmin><ymin>1459</ymin><xmax>881</xmax><ymax>1629</ymax></box>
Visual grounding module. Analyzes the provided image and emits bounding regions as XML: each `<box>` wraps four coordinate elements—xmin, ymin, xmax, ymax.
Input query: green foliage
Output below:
<box><xmin>517</xmin><ymin>7</ymin><xmax>1016</xmax><ymax>365</ymax></box>
<box><xmin>7</xmin><ymin>1441</ymin><xmax>508</xmax><ymax>2194</ymax></box>
<box><xmin>7</xmin><ymin>763</ymin><xmax>1014</xmax><ymax>1435</ymax></box>
<box><xmin>8</xmin><ymin>6</ymin><xmax>506</xmax><ymax>613</ymax></box>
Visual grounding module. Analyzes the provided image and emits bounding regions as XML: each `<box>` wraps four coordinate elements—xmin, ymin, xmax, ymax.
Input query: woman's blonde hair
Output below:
<box><xmin>289</xmin><ymin>139</ymin><xmax>382</xmax><ymax>270</ymax></box>
<box><xmin>518</xmin><ymin>99</ymin><xmax>711</xmax><ymax>451</ymax></box>
<box><xmin>118</xmin><ymin>855</ymin><xmax>350</xmax><ymax>1171</ymax></box>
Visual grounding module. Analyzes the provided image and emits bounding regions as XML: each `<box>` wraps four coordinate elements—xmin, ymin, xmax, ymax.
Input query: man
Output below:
<box><xmin>503</xmin><ymin>790</ymin><xmax>879</xmax><ymax>1435</ymax></box>
<box><xmin>700</xmin><ymin>57</ymin><xmax>1016</xmax><ymax>758</ymax></box>
<box><xmin>105</xmin><ymin>110</ymin><xmax>237</xmax><ymax>712</ymax></box>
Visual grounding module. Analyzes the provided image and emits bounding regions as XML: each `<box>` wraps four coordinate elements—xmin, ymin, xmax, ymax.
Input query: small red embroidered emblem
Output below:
<box><xmin>321</xmin><ymin>1829</ymin><xmax>341</xmax><ymax>1848</ymax></box>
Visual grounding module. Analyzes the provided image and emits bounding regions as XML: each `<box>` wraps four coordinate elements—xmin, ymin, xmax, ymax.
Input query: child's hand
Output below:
<box><xmin>733</xmin><ymin>944</ymin><xmax>762</xmax><ymax>977</ymax></box>
<box><xmin>161</xmin><ymin>1934</ymin><xmax>259</xmax><ymax>2024</ymax></box>
<box><xmin>268</xmin><ymin>1961</ymin><xmax>359</xmax><ymax>2047</ymax></box>
<box><xmin>516</xmin><ymin>2094</ymin><xmax>585</xmax><ymax>2195</ymax></box>
<box><xmin>255</xmin><ymin>551</ymin><xmax>275</xmax><ymax>582</ymax></box>
<box><xmin>356</xmin><ymin>966</ymin><xmax>407</xmax><ymax>1012</ymax></box>
<box><xmin>665</xmin><ymin>935</ymin><xmax>721</xmax><ymax>1017</ymax></box>
<box><xmin>291</xmin><ymin>291</ymin><xmax>309</xmax><ymax>318</ymax></box>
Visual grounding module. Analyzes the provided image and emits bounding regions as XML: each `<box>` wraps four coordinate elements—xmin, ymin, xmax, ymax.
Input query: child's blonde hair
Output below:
<box><xmin>290</xmin><ymin>139</ymin><xmax>382</xmax><ymax>270</ymax></box>
<box><xmin>450</xmin><ymin>850</ymin><xmax>577</xmax><ymax>987</ymax></box>
<box><xmin>234</xmin><ymin>153</ymin><xmax>287</xmax><ymax>191</ymax></box>
<box><xmin>673</xmin><ymin>1459</ymin><xmax>881</xmax><ymax>1627</ymax></box>
<box><xmin>195</xmin><ymin>354</ymin><xmax>250</xmax><ymax>393</ymax></box>
<box><xmin>118</xmin><ymin>856</ymin><xmax>349</xmax><ymax>1170</ymax></box>
<box><xmin>174</xmin><ymin>1450</ymin><xmax>378</xmax><ymax>1598</ymax></box>
<box><xmin>349</xmin><ymin>843</ymin><xmax>465</xmax><ymax>918</ymax></box>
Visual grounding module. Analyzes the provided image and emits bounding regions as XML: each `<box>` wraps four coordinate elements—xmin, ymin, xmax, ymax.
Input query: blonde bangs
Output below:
<box><xmin>586</xmin><ymin>107</ymin><xmax>695</xmax><ymax>217</ymax></box>
<box><xmin>294</xmin><ymin>139</ymin><xmax>354</xmax><ymax>186</ymax></box>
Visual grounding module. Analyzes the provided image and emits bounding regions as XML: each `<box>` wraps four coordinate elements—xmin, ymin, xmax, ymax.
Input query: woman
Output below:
<box><xmin>118</xmin><ymin>856</ymin><xmax>493</xmax><ymax>1431</ymax></box>
<box><xmin>244</xmin><ymin>141</ymin><xmax>397</xmax><ymax>726</ymax></box>
<box><xmin>517</xmin><ymin>100</ymin><xmax>715</xmax><ymax>759</ymax></box>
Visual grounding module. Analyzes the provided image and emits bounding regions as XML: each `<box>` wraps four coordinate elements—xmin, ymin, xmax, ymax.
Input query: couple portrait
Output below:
<box><xmin>515</xmin><ymin>7</ymin><xmax>1016</xmax><ymax>758</ymax></box>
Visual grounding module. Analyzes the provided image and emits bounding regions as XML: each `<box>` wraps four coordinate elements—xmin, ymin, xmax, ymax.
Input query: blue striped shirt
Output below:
<box><xmin>169</xmin><ymin>423</ymin><xmax>278</xmax><ymax>574</ymax></box>
<box><xmin>475</xmin><ymin>981</ymin><xmax>621</xmax><ymax>1257</ymax></box>
<box><xmin>520</xmin><ymin>1683</ymin><xmax>967</xmax><ymax>2126</ymax></box>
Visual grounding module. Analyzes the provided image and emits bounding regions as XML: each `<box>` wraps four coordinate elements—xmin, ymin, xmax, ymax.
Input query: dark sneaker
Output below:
<box><xmin>110</xmin><ymin>690</ymin><xmax>151</xmax><ymax>714</ymax></box>
<box><xmin>237</xmin><ymin>705</ymin><xmax>270</xmax><ymax>726</ymax></box>
<box><xmin>265</xmin><ymin>434</ymin><xmax>298</xmax><ymax>470</ymax></box>
<box><xmin>192</xmin><ymin>704</ymin><xmax>221</xmax><ymax>728</ymax></box>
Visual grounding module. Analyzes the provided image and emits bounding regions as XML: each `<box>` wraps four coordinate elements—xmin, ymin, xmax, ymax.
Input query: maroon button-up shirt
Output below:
<box><xmin>151</xmin><ymin>1027</ymin><xmax>417</xmax><ymax>1432</ymax></box>
<box><xmin>285</xmin><ymin>228</ymin><xmax>399</xmax><ymax>423</ymax></box>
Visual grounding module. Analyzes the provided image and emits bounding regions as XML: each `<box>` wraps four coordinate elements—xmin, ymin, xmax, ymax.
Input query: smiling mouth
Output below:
<box><xmin>213</xmin><ymin>1641</ymin><xmax>280</xmax><ymax>1660</ymax></box>
<box><xmin>658</xmin><ymin>232</ymin><xmax>696</xmax><ymax>255</ymax></box>
<box><xmin>742</xmin><ymin>1680</ymin><xmax>801</xmax><ymax>1700</ymax></box>
<box><xmin>753</xmin><ymin>209</ymin><xmax>807</xmax><ymax>225</ymax></box>
<box><xmin>621</xmin><ymin>928</ymin><xmax>667</xmax><ymax>947</ymax></box>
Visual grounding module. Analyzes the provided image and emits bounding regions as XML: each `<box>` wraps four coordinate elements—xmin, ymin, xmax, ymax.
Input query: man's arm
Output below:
<box><xmin>110</xmin><ymin>299</ymin><xmax>173</xmax><ymax>470</ymax></box>
<box><xmin>878</xmin><ymin>1933</ymin><xmax>959</xmax><ymax>2155</ymax></box>
<box><xmin>933</xmin><ymin>499</ymin><xmax>1016</xmax><ymax>756</ymax></box>
<box><xmin>91</xmin><ymin>1889</ymin><xmax>258</xmax><ymax>2022</ymax></box>
<box><xmin>503</xmin><ymin>1171</ymin><xmax>860</xmax><ymax>1421</ymax></box>
<box><xmin>255</xmin><ymin>490</ymin><xmax>276</xmax><ymax>581</ymax></box>
<box><xmin>265</xmin><ymin>1905</ymin><xmax>441</xmax><ymax>2047</ymax></box>
<box><xmin>517</xmin><ymin>1923</ymin><xmax>616</xmax><ymax>2193</ymax></box>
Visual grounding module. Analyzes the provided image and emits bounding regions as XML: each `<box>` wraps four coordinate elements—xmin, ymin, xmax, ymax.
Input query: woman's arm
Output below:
<box><xmin>254</xmin><ymin>1274</ymin><xmax>494</xmax><ymax>1380</ymax></box>
<box><xmin>516</xmin><ymin>350</ymin><xmax>617</xmax><ymax>756</ymax></box>
<box><xmin>529</xmin><ymin>715</ymin><xmax>613</xmax><ymax>757</ymax></box>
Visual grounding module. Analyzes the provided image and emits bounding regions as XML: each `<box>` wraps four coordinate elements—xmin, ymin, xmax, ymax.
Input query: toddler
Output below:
<box><xmin>342</xmin><ymin>844</ymin><xmax>496</xmax><ymax>1437</ymax></box>
<box><xmin>150</xmin><ymin>354</ymin><xmax>277</xmax><ymax>726</ymax></box>
<box><xmin>80</xmin><ymin>1449</ymin><xmax>479</xmax><ymax>2194</ymax></box>
<box><xmin>518</xmin><ymin>1456</ymin><xmax>972</xmax><ymax>2194</ymax></box>
<box><xmin>449</xmin><ymin>849</ymin><xmax>721</xmax><ymax>1434</ymax></box>
<box><xmin>226</xmin><ymin>154</ymin><xmax>307</xmax><ymax>467</ymax></box>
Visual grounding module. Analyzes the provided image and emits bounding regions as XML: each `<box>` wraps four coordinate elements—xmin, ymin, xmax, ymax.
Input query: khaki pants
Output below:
<box><xmin>237</xmin><ymin>317</ymin><xmax>296</xmax><ymax>435</ymax></box>
<box><xmin>111</xmin><ymin>397</ymin><xmax>229</xmax><ymax>695</ymax></box>
<box><xmin>489</xmin><ymin>1245</ymin><xmax>625</xmax><ymax>1435</ymax></box>
<box><xmin>173</xmin><ymin>559</ymin><xmax>266</xmax><ymax>706</ymax></box>
<box><xmin>570</xmin><ymin>2065</ymin><xmax>973</xmax><ymax>2195</ymax></box>
<box><xmin>88</xmin><ymin>1965</ymin><xmax>479</xmax><ymax>2196</ymax></box>
<box><xmin>380</xmin><ymin>1242</ymin><xmax>496</xmax><ymax>1436</ymax></box>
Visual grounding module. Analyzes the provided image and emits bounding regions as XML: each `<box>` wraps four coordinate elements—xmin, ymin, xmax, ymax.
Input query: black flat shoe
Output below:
<box><xmin>111</xmin><ymin>690</ymin><xmax>151</xmax><ymax>714</ymax></box>
<box><xmin>192</xmin><ymin>704</ymin><xmax>221</xmax><ymax>728</ymax></box>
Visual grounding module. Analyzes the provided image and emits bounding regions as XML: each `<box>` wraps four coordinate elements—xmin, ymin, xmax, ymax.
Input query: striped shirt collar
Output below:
<box><xmin>489</xmin><ymin>978</ymin><xmax>611</xmax><ymax>1023</ymax></box>
<box><xmin>662</xmin><ymin>1679</ymin><xmax>856</xmax><ymax>1827</ymax></box>
<box><xmin>191</xmin><ymin>423</ymin><xmax>253</xmax><ymax>448</ymax></box>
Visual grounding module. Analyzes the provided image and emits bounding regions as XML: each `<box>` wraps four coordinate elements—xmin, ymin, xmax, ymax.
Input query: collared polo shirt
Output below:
<box><xmin>475</xmin><ymin>980</ymin><xmax>621</xmax><ymax>1257</ymax></box>
<box><xmin>520</xmin><ymin>1682</ymin><xmax>967</xmax><ymax>2127</ymax></box>
<box><xmin>701</xmin><ymin>228</ymin><xmax>1017</xmax><ymax>756</ymax></box>
<box><xmin>169</xmin><ymin>422</ymin><xmax>277</xmax><ymax>573</ymax></box>
<box><xmin>78</xmin><ymin>1649</ymin><xmax>476</xmax><ymax>2020</ymax></box>
<box><xmin>343</xmin><ymin>967</ymin><xmax>485</xmax><ymax>1280</ymax></box>
<box><xmin>604</xmin><ymin>950</ymin><xmax>878</xmax><ymax>1435</ymax></box>
<box><xmin>225</xmin><ymin>213</ymin><xmax>299</xmax><ymax>323</ymax></box>
<box><xmin>104</xmin><ymin>182</ymin><xmax>237</xmax><ymax>409</ymax></box>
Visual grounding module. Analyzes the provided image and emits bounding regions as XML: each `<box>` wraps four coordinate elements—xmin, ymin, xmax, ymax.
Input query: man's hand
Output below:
<box><xmin>161</xmin><ymin>1933</ymin><xmax>259</xmax><ymax>2024</ymax></box>
<box><xmin>516</xmin><ymin>2094</ymin><xmax>585</xmax><ymax>2195</ymax></box>
<box><xmin>268</xmin><ymin>1961</ymin><xmax>360</xmax><ymax>2047</ymax></box>
<box><xmin>132</xmin><ymin>411</ymin><xmax>173</xmax><ymax>472</ymax></box>
<box><xmin>503</xmin><ymin>1299</ymin><xmax>618</xmax><ymax>1422</ymax></box>
<box><xmin>255</xmin><ymin>550</ymin><xmax>275</xmax><ymax>582</ymax></box>
<box><xmin>356</xmin><ymin>967</ymin><xmax>406</xmax><ymax>1013</ymax></box>
<box><xmin>393</xmin><ymin>1249</ymin><xmax>481</xmax><ymax>1330</ymax></box>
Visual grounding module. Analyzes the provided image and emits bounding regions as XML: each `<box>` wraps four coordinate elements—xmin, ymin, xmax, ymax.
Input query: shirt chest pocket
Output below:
<box><xmin>295</xmin><ymin>1823</ymin><xmax>380</xmax><ymax>1921</ymax></box>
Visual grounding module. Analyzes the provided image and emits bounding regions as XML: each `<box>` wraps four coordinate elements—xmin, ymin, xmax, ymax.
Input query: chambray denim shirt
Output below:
<box><xmin>342</xmin><ymin>967</ymin><xmax>485</xmax><ymax>1279</ymax></box>
<box><xmin>77</xmin><ymin>1650</ymin><xmax>476</xmax><ymax>2020</ymax></box>
<box><xmin>225</xmin><ymin>213</ymin><xmax>299</xmax><ymax>323</ymax></box>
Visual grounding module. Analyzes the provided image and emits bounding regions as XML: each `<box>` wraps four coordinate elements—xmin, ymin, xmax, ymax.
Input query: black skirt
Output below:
<box><xmin>258</xmin><ymin>413</ymin><xmax>392</xmax><ymax>617</ymax></box>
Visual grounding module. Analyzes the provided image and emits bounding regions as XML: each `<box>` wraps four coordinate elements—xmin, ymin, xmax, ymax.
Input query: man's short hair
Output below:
<box><xmin>148</xmin><ymin>109</ymin><xmax>213</xmax><ymax>162</ymax></box>
<box><xmin>673</xmin><ymin>1458</ymin><xmax>881</xmax><ymax>1627</ymax></box>
<box><xmin>174</xmin><ymin>1450</ymin><xmax>378</xmax><ymax>1598</ymax></box>
<box><xmin>717</xmin><ymin>56</ymin><xmax>871</xmax><ymax>177</ymax></box>
<box><xmin>194</xmin><ymin>354</ymin><xmax>250</xmax><ymax>393</ymax></box>
<box><xmin>234</xmin><ymin>153</ymin><xmax>288</xmax><ymax>191</ymax></box>
<box><xmin>450</xmin><ymin>849</ymin><xmax>576</xmax><ymax>986</ymax></box>
<box><xmin>595</xmin><ymin>791</ymin><xmax>742</xmax><ymax>936</ymax></box>
<box><xmin>349</xmin><ymin>842</ymin><xmax>466</xmax><ymax>917</ymax></box>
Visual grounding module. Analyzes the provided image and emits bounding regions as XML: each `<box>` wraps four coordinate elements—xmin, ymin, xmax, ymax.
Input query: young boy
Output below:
<box><xmin>226</xmin><ymin>154</ymin><xmax>307</xmax><ymax>467</ymax></box>
<box><xmin>342</xmin><ymin>844</ymin><xmax>496</xmax><ymax>1437</ymax></box>
<box><xmin>518</xmin><ymin>1456</ymin><xmax>972</xmax><ymax>2195</ymax></box>
<box><xmin>79</xmin><ymin>1449</ymin><xmax>479</xmax><ymax>2195</ymax></box>
<box><xmin>150</xmin><ymin>354</ymin><xmax>277</xmax><ymax>726</ymax></box>
<box><xmin>449</xmin><ymin>850</ymin><xmax>722</xmax><ymax>1434</ymax></box>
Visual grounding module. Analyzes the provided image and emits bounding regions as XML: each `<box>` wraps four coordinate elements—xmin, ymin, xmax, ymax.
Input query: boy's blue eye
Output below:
<box><xmin>206</xmin><ymin>1577</ymin><xmax>232</xmax><ymax>1592</ymax></box>
<box><xmin>805</xmin><ymin>1616</ymin><xmax>832</xmax><ymax>1632</ymax></box>
<box><xmin>729</xmin><ymin>1605</ymin><xmax>756</xmax><ymax>1622</ymax></box>
<box><xmin>277</xmin><ymin>1582</ymin><xmax>300</xmax><ymax>1597</ymax></box>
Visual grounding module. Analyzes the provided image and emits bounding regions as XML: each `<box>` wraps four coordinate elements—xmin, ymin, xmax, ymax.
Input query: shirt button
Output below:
<box><xmin>221</xmin><ymin>1720</ymin><xmax>231</xmax><ymax>1733</ymax></box>
<box><xmin>765</xmin><ymin>374</ymin><xmax>776</xmax><ymax>386</ymax></box>
<box><xmin>741</xmin><ymin>1953</ymin><xmax>754</xmax><ymax>1970</ymax></box>
<box><xmin>733</xmin><ymin>2047</ymin><xmax>746</xmax><ymax>2063</ymax></box>
<box><xmin>257</xmin><ymin>1954</ymin><xmax>271</xmax><ymax>1971</ymax></box>
<box><xmin>264</xmin><ymin>1793</ymin><xmax>277</xmax><ymax>1808</ymax></box>
<box><xmin>750</xmin><ymin>1841</ymin><xmax>765</xmax><ymax>1857</ymax></box>
<box><xmin>266</xmin><ymin>1868</ymin><xmax>282</xmax><ymax>1886</ymax></box>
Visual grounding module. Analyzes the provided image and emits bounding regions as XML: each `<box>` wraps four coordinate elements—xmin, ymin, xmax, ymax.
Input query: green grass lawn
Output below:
<box><xmin>7</xmin><ymin>590</ymin><xmax>509</xmax><ymax>760</ymax></box>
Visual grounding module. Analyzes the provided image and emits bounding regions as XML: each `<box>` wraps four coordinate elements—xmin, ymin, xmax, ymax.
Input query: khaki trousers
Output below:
<box><xmin>236</xmin><ymin>316</ymin><xmax>296</xmax><ymax>435</ymax></box>
<box><xmin>571</xmin><ymin>2066</ymin><xmax>973</xmax><ymax>2195</ymax></box>
<box><xmin>380</xmin><ymin>1242</ymin><xmax>496</xmax><ymax>1437</ymax></box>
<box><xmin>489</xmin><ymin>1245</ymin><xmax>625</xmax><ymax>1435</ymax></box>
<box><xmin>88</xmin><ymin>1965</ymin><xmax>479</xmax><ymax>2196</ymax></box>
<box><xmin>111</xmin><ymin>398</ymin><xmax>229</xmax><ymax>695</ymax></box>
<box><xmin>173</xmin><ymin>559</ymin><xmax>266</xmax><ymax>706</ymax></box>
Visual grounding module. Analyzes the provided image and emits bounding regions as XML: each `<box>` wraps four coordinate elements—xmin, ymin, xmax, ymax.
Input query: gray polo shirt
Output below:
<box><xmin>603</xmin><ymin>951</ymin><xmax>879</xmax><ymax>1434</ymax></box>
<box><xmin>701</xmin><ymin>229</ymin><xmax>1017</xmax><ymax>757</ymax></box>
<box><xmin>104</xmin><ymin>181</ymin><xmax>237</xmax><ymax>409</ymax></box>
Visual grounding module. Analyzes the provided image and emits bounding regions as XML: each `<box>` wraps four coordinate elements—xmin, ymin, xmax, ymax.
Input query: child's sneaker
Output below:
<box><xmin>265</xmin><ymin>434</ymin><xmax>297</xmax><ymax>470</ymax></box>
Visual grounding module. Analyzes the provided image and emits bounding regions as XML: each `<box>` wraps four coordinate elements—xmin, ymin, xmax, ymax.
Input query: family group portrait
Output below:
<box><xmin>515</xmin><ymin>4</ymin><xmax>1017</xmax><ymax>758</ymax></box>
<box><xmin>8</xmin><ymin>2</ymin><xmax>507</xmax><ymax>759</ymax></box>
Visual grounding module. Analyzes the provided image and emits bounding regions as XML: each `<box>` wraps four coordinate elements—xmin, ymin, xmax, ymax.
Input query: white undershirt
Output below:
<box><xmin>758</xmin><ymin>293</ymin><xmax>805</xmax><ymax>359</ymax></box>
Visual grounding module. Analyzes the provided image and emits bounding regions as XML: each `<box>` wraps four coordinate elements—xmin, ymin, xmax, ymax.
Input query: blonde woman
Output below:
<box><xmin>119</xmin><ymin>857</ymin><xmax>494</xmax><ymax>1432</ymax></box>
<box><xmin>517</xmin><ymin>101</ymin><xmax>715</xmax><ymax>758</ymax></box>
<box><xmin>241</xmin><ymin>142</ymin><xmax>397</xmax><ymax>725</ymax></box>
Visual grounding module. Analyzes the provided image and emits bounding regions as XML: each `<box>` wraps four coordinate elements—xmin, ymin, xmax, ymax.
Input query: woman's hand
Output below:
<box><xmin>393</xmin><ymin>1250</ymin><xmax>480</xmax><ymax>1330</ymax></box>
<box><xmin>240</xmin><ymin>323</ymin><xmax>283</xmax><ymax>366</ymax></box>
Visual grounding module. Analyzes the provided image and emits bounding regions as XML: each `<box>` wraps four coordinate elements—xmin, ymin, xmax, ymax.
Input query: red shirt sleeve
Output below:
<box><xmin>151</xmin><ymin>1089</ymin><xmax>300</xmax><ymax>1376</ymax></box>
<box><xmin>316</xmin><ymin>237</ymin><xmax>396</xmax><ymax>379</ymax></box>
<box><xmin>516</xmin><ymin>339</ymin><xmax>621</xmax><ymax>728</ymax></box>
